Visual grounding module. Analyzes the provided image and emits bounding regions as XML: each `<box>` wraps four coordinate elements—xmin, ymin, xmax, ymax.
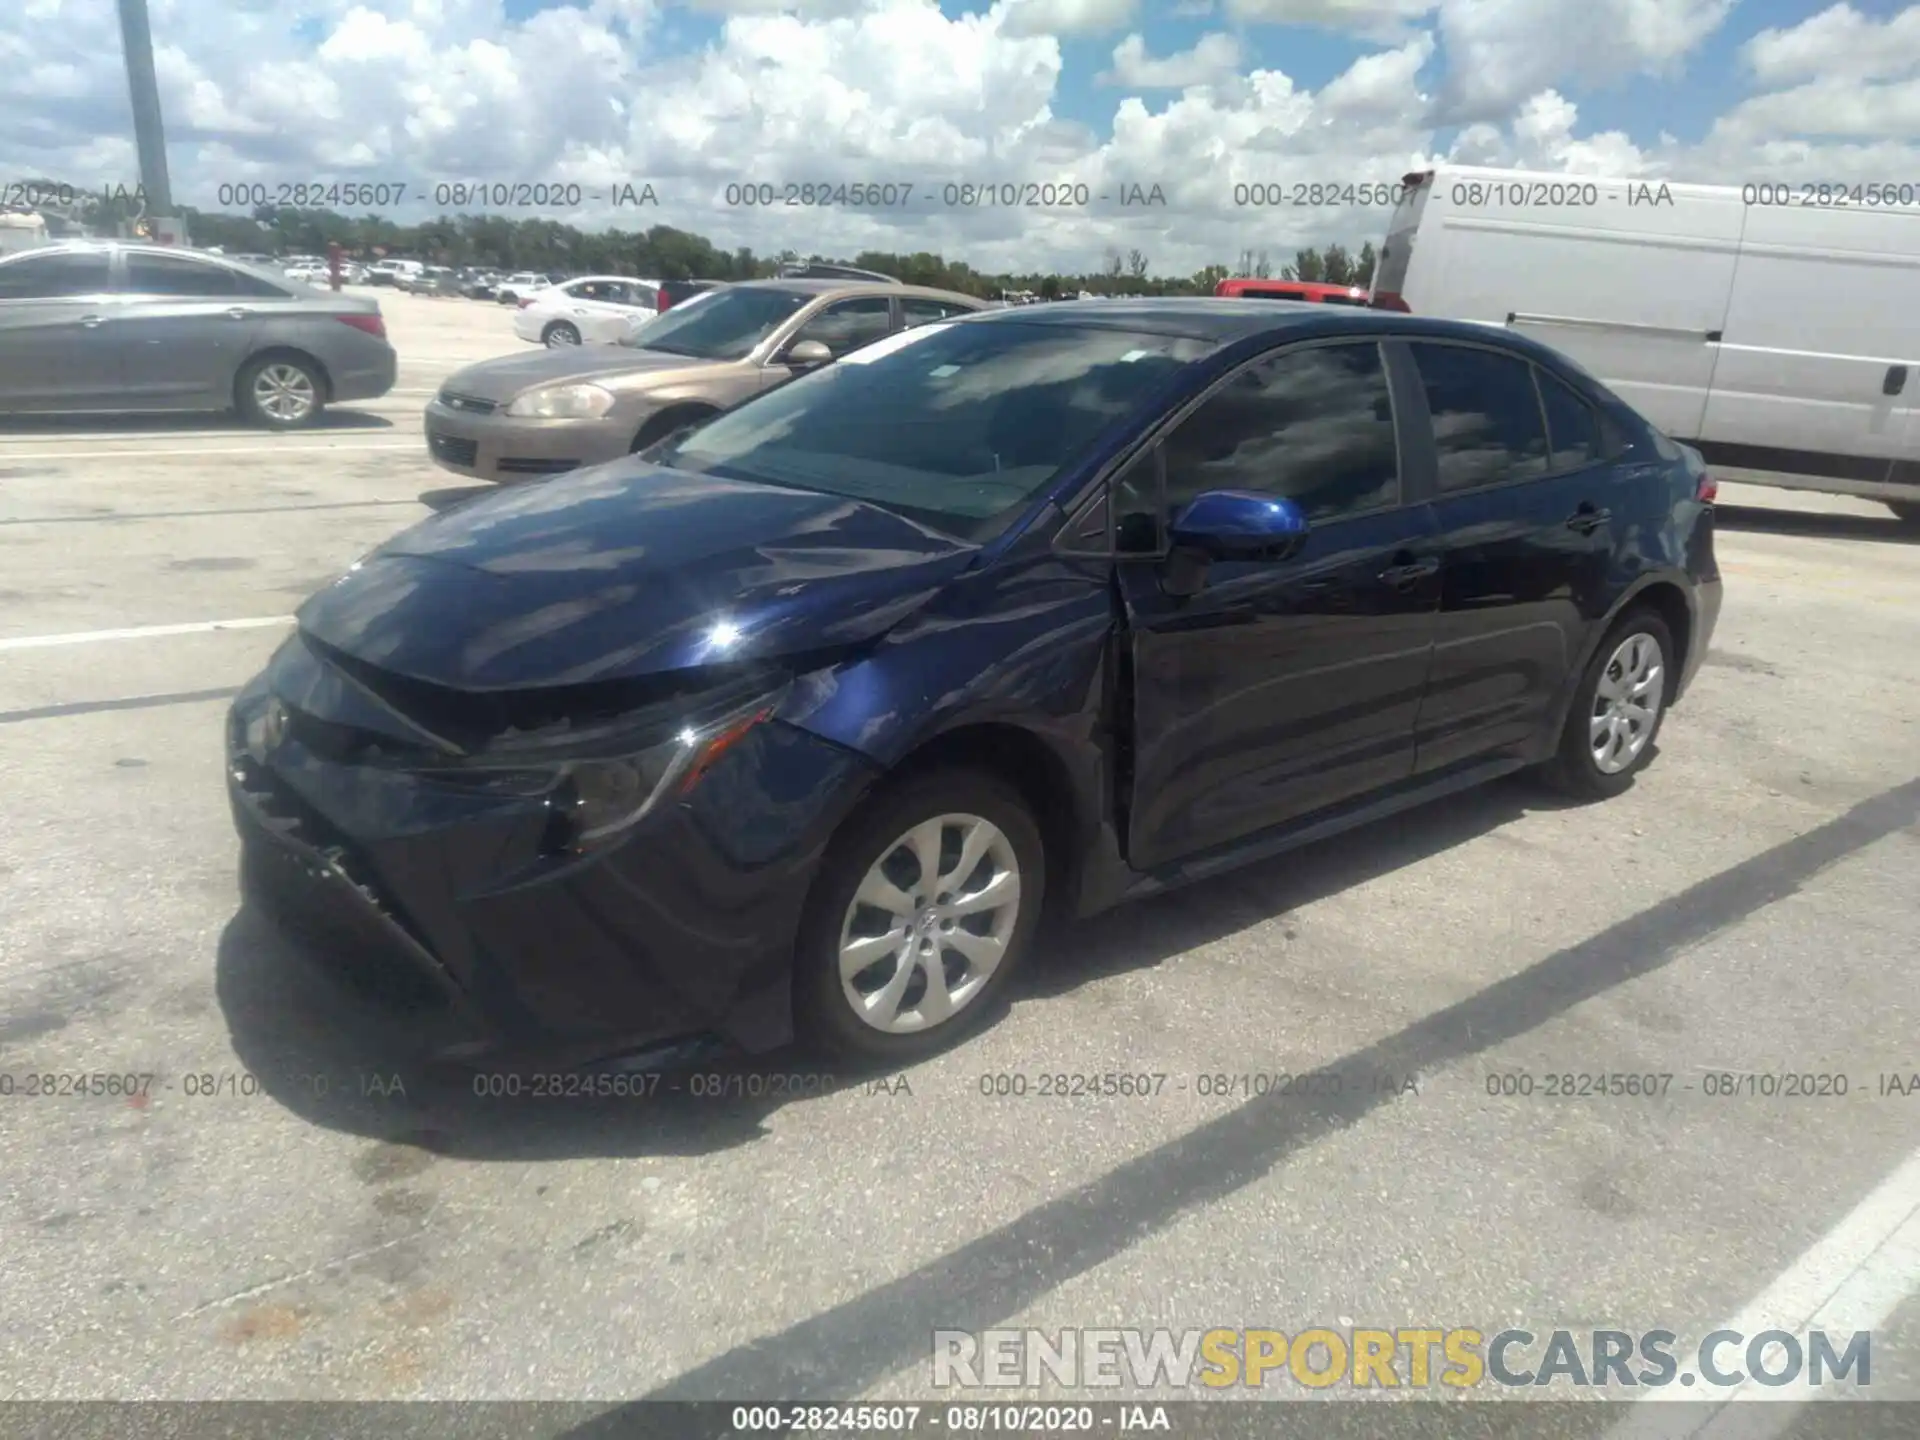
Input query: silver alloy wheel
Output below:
<box><xmin>837</xmin><ymin>813</ymin><xmax>1022</xmax><ymax>1034</ymax></box>
<box><xmin>545</xmin><ymin>324</ymin><xmax>580</xmax><ymax>347</ymax></box>
<box><xmin>1589</xmin><ymin>631</ymin><xmax>1664</xmax><ymax>774</ymax></box>
<box><xmin>252</xmin><ymin>363</ymin><xmax>316</xmax><ymax>423</ymax></box>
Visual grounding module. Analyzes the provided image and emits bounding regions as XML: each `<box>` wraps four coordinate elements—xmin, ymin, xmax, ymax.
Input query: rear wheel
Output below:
<box><xmin>1542</xmin><ymin>609</ymin><xmax>1675</xmax><ymax>800</ymax></box>
<box><xmin>794</xmin><ymin>769</ymin><xmax>1045</xmax><ymax>1064</ymax></box>
<box><xmin>542</xmin><ymin>321</ymin><xmax>580</xmax><ymax>347</ymax></box>
<box><xmin>236</xmin><ymin>354</ymin><xmax>324</xmax><ymax>429</ymax></box>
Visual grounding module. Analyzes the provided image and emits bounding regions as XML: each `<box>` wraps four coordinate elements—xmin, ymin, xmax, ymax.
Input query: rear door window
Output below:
<box><xmin>1408</xmin><ymin>342</ymin><xmax>1550</xmax><ymax>492</ymax></box>
<box><xmin>1535</xmin><ymin>368</ymin><xmax>1603</xmax><ymax>471</ymax></box>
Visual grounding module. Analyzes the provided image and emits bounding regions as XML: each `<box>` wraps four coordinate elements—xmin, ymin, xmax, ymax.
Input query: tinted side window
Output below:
<box><xmin>791</xmin><ymin>296</ymin><xmax>894</xmax><ymax>358</ymax></box>
<box><xmin>1536</xmin><ymin>368</ymin><xmax>1602</xmax><ymax>471</ymax></box>
<box><xmin>901</xmin><ymin>297</ymin><xmax>974</xmax><ymax>327</ymax></box>
<box><xmin>1410</xmin><ymin>342</ymin><xmax>1549</xmax><ymax>492</ymax></box>
<box><xmin>125</xmin><ymin>253</ymin><xmax>238</xmax><ymax>297</ymax></box>
<box><xmin>0</xmin><ymin>251</ymin><xmax>112</xmax><ymax>298</ymax></box>
<box><xmin>1159</xmin><ymin>341</ymin><xmax>1400</xmax><ymax>524</ymax></box>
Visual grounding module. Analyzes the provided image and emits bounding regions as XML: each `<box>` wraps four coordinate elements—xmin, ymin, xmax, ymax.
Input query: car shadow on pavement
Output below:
<box><xmin>213</xmin><ymin>773</ymin><xmax>1579</xmax><ymax>1163</ymax></box>
<box><xmin>0</xmin><ymin>409</ymin><xmax>394</xmax><ymax>435</ymax></box>
<box><xmin>1715</xmin><ymin>502</ymin><xmax>1920</xmax><ymax>545</ymax></box>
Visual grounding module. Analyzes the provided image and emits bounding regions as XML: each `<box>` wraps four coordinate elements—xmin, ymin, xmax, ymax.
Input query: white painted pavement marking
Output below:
<box><xmin>0</xmin><ymin>616</ymin><xmax>296</xmax><ymax>651</ymax></box>
<box><xmin>1605</xmin><ymin>1142</ymin><xmax>1920</xmax><ymax>1438</ymax></box>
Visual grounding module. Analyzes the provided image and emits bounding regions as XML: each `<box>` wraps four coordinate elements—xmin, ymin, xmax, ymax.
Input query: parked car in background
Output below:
<box><xmin>1215</xmin><ymin>278</ymin><xmax>1377</xmax><ymax>305</ymax></box>
<box><xmin>399</xmin><ymin>266</ymin><xmax>463</xmax><ymax>297</ymax></box>
<box><xmin>658</xmin><ymin>279</ymin><xmax>722</xmax><ymax>311</ymax></box>
<box><xmin>282</xmin><ymin>262</ymin><xmax>329</xmax><ymax>285</ymax></box>
<box><xmin>1373</xmin><ymin>164</ymin><xmax>1920</xmax><ymax>523</ymax></box>
<box><xmin>366</xmin><ymin>259</ymin><xmax>423</xmax><ymax>287</ymax></box>
<box><xmin>238</xmin><ymin>299</ymin><xmax>1720</xmax><ymax>1071</ymax></box>
<box><xmin>0</xmin><ymin>241</ymin><xmax>395</xmax><ymax>427</ymax></box>
<box><xmin>462</xmin><ymin>272</ymin><xmax>502</xmax><ymax>300</ymax></box>
<box><xmin>512</xmin><ymin>275</ymin><xmax>663</xmax><ymax>347</ymax></box>
<box><xmin>495</xmin><ymin>272</ymin><xmax>554</xmax><ymax>304</ymax></box>
<box><xmin>424</xmin><ymin>278</ymin><xmax>985</xmax><ymax>481</ymax></box>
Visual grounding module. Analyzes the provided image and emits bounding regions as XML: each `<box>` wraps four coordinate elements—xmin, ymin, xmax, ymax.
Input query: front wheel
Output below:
<box><xmin>1542</xmin><ymin>610</ymin><xmax>1675</xmax><ymax>800</ymax></box>
<box><xmin>794</xmin><ymin>770</ymin><xmax>1045</xmax><ymax>1064</ymax></box>
<box><xmin>236</xmin><ymin>354</ymin><xmax>324</xmax><ymax>429</ymax></box>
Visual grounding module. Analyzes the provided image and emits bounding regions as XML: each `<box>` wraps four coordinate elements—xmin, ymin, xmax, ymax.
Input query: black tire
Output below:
<box><xmin>235</xmin><ymin>353</ymin><xmax>325</xmax><ymax>430</ymax></box>
<box><xmin>793</xmin><ymin>768</ymin><xmax>1046</xmax><ymax>1065</ymax></box>
<box><xmin>1542</xmin><ymin>608</ymin><xmax>1676</xmax><ymax>800</ymax></box>
<box><xmin>542</xmin><ymin>321</ymin><xmax>580</xmax><ymax>347</ymax></box>
<box><xmin>1887</xmin><ymin>501</ymin><xmax>1920</xmax><ymax>527</ymax></box>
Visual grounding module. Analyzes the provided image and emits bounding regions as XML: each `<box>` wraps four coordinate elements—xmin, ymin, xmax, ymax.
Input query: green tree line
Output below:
<box><xmin>12</xmin><ymin>177</ymin><xmax>1377</xmax><ymax>297</ymax></box>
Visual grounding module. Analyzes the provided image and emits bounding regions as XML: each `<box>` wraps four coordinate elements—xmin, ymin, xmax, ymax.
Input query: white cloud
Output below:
<box><xmin>997</xmin><ymin>0</ymin><xmax>1136</xmax><ymax>40</ymax></box>
<box><xmin>1742</xmin><ymin>3</ymin><xmax>1920</xmax><ymax>86</ymax></box>
<box><xmin>1101</xmin><ymin>33</ymin><xmax>1243</xmax><ymax>89</ymax></box>
<box><xmin>6</xmin><ymin>0</ymin><xmax>1920</xmax><ymax>281</ymax></box>
<box><xmin>1435</xmin><ymin>0</ymin><xmax>1737</xmax><ymax>122</ymax></box>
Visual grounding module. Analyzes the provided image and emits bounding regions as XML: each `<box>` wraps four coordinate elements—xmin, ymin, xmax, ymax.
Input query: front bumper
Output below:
<box><xmin>421</xmin><ymin>398</ymin><xmax>630</xmax><ymax>482</ymax></box>
<box><xmin>225</xmin><ymin>659</ymin><xmax>879</xmax><ymax>1068</ymax></box>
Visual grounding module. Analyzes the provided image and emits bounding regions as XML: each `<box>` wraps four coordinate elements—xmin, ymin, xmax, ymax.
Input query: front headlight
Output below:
<box><xmin>423</xmin><ymin>685</ymin><xmax>787</xmax><ymax>855</ymax></box>
<box><xmin>505</xmin><ymin>382</ymin><xmax>616</xmax><ymax>420</ymax></box>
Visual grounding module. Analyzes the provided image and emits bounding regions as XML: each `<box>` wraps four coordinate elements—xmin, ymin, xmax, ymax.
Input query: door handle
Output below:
<box><xmin>1565</xmin><ymin>505</ymin><xmax>1612</xmax><ymax>534</ymax></box>
<box><xmin>1885</xmin><ymin>365</ymin><xmax>1909</xmax><ymax>397</ymax></box>
<box><xmin>1377</xmin><ymin>556</ymin><xmax>1439</xmax><ymax>588</ymax></box>
<box><xmin>79</xmin><ymin>314</ymin><xmax>107</xmax><ymax>328</ymax></box>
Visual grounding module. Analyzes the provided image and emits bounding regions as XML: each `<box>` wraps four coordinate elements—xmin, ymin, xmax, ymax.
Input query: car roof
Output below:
<box><xmin>731</xmin><ymin>278</ymin><xmax>983</xmax><ymax>303</ymax></box>
<box><xmin>947</xmin><ymin>295</ymin><xmax>1563</xmax><ymax>354</ymax></box>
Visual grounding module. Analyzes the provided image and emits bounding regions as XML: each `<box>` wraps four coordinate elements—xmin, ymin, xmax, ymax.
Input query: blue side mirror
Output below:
<box><xmin>1169</xmin><ymin>490</ymin><xmax>1310</xmax><ymax>559</ymax></box>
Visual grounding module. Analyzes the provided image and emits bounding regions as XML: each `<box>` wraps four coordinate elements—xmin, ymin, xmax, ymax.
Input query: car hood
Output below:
<box><xmin>439</xmin><ymin>346</ymin><xmax>723</xmax><ymax>401</ymax></box>
<box><xmin>294</xmin><ymin>460</ymin><xmax>978</xmax><ymax>692</ymax></box>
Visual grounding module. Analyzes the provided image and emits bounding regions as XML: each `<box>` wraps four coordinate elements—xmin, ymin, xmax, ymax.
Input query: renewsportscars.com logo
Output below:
<box><xmin>931</xmin><ymin>1327</ymin><xmax>1872</xmax><ymax>1392</ymax></box>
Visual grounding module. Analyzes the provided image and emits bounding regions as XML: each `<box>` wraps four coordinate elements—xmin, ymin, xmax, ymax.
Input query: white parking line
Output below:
<box><xmin>1606</xmin><ymin>1143</ymin><xmax>1920</xmax><ymax>1437</ymax></box>
<box><xmin>0</xmin><ymin>616</ymin><xmax>295</xmax><ymax>651</ymax></box>
<box><xmin>0</xmin><ymin>442</ymin><xmax>419</xmax><ymax>460</ymax></box>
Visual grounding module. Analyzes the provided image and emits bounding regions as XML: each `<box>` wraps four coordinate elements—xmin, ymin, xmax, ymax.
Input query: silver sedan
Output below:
<box><xmin>0</xmin><ymin>241</ymin><xmax>397</xmax><ymax>428</ymax></box>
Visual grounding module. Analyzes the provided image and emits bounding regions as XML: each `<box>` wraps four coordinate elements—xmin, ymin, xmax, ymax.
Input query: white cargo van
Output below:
<box><xmin>1371</xmin><ymin>165</ymin><xmax>1920</xmax><ymax>522</ymax></box>
<box><xmin>0</xmin><ymin>212</ymin><xmax>50</xmax><ymax>255</ymax></box>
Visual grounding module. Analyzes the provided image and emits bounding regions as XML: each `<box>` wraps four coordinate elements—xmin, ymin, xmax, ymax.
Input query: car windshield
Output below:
<box><xmin>622</xmin><ymin>285</ymin><xmax>812</xmax><ymax>360</ymax></box>
<box><xmin>654</xmin><ymin>319</ymin><xmax>1213</xmax><ymax>541</ymax></box>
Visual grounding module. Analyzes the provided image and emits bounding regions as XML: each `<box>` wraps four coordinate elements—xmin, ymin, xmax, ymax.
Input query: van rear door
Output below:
<box><xmin>1697</xmin><ymin>202</ymin><xmax>1920</xmax><ymax>479</ymax></box>
<box><xmin>1370</xmin><ymin>172</ymin><xmax>1430</xmax><ymax>311</ymax></box>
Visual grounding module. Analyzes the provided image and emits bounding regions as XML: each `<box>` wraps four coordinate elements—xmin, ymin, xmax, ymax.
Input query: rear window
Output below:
<box><xmin>1535</xmin><ymin>368</ymin><xmax>1602</xmax><ymax>471</ymax></box>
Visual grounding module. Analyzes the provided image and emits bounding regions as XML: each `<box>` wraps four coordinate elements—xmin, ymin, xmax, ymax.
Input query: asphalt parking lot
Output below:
<box><xmin>1</xmin><ymin>289</ymin><xmax>1917</xmax><ymax>1427</ymax></box>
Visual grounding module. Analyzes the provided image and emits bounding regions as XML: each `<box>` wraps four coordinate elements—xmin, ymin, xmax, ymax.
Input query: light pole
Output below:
<box><xmin>115</xmin><ymin>0</ymin><xmax>186</xmax><ymax>243</ymax></box>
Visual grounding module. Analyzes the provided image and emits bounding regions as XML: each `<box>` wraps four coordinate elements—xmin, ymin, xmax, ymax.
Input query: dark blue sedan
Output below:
<box><xmin>226</xmin><ymin>300</ymin><xmax>1723</xmax><ymax>1067</ymax></box>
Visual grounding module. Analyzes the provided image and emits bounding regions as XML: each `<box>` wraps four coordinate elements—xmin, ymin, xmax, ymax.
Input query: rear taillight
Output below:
<box><xmin>1371</xmin><ymin>292</ymin><xmax>1410</xmax><ymax>312</ymax></box>
<box><xmin>1697</xmin><ymin>474</ymin><xmax>1718</xmax><ymax>503</ymax></box>
<box><xmin>656</xmin><ymin>287</ymin><xmax>669</xmax><ymax>310</ymax></box>
<box><xmin>517</xmin><ymin>297</ymin><xmax>535</xmax><ymax>309</ymax></box>
<box><xmin>336</xmin><ymin>314</ymin><xmax>386</xmax><ymax>340</ymax></box>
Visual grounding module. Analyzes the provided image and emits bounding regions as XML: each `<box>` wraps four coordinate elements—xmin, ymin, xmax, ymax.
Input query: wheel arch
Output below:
<box><xmin>1544</xmin><ymin>572</ymin><xmax>1699</xmax><ymax>749</ymax></box>
<box><xmin>632</xmin><ymin>402</ymin><xmax>721</xmax><ymax>452</ymax></box>
<box><xmin>859</xmin><ymin>720</ymin><xmax>1096</xmax><ymax>927</ymax></box>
